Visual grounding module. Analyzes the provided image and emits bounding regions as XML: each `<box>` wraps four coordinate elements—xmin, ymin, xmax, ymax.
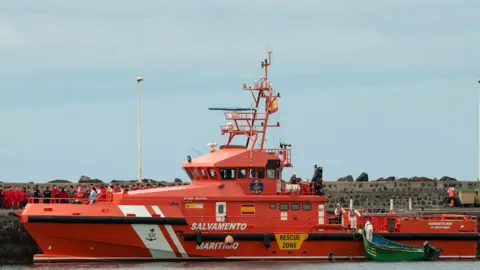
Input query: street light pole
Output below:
<box><xmin>136</xmin><ymin>75</ymin><xmax>144</xmax><ymax>184</ymax></box>
<box><xmin>477</xmin><ymin>77</ymin><xmax>480</xmax><ymax>181</ymax></box>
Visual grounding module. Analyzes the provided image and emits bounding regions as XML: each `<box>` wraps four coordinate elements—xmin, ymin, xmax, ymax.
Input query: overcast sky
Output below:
<box><xmin>1</xmin><ymin>0</ymin><xmax>480</xmax><ymax>182</ymax></box>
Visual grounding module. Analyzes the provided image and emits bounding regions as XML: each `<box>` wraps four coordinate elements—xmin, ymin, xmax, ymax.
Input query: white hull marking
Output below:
<box><xmin>117</xmin><ymin>205</ymin><xmax>176</xmax><ymax>259</ymax></box>
<box><xmin>151</xmin><ymin>205</ymin><xmax>189</xmax><ymax>258</ymax></box>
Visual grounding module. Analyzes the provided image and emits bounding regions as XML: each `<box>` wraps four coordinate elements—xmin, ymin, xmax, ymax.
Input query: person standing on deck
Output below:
<box><xmin>364</xmin><ymin>219</ymin><xmax>373</xmax><ymax>241</ymax></box>
<box><xmin>290</xmin><ymin>173</ymin><xmax>298</xmax><ymax>184</ymax></box>
<box><xmin>447</xmin><ymin>185</ymin><xmax>455</xmax><ymax>207</ymax></box>
<box><xmin>348</xmin><ymin>207</ymin><xmax>362</xmax><ymax>232</ymax></box>
<box><xmin>89</xmin><ymin>187</ymin><xmax>97</xmax><ymax>204</ymax></box>
<box><xmin>334</xmin><ymin>203</ymin><xmax>345</xmax><ymax>227</ymax></box>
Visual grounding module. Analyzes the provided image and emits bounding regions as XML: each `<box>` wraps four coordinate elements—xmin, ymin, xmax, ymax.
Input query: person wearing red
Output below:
<box><xmin>106</xmin><ymin>185</ymin><xmax>114</xmax><ymax>202</ymax></box>
<box><xmin>99</xmin><ymin>185</ymin><xmax>107</xmax><ymax>202</ymax></box>
<box><xmin>58</xmin><ymin>188</ymin><xmax>69</xmax><ymax>204</ymax></box>
<box><xmin>13</xmin><ymin>187</ymin><xmax>20</xmax><ymax>209</ymax></box>
<box><xmin>130</xmin><ymin>184</ymin><xmax>138</xmax><ymax>191</ymax></box>
<box><xmin>51</xmin><ymin>185</ymin><xmax>58</xmax><ymax>204</ymax></box>
<box><xmin>5</xmin><ymin>188</ymin><xmax>13</xmax><ymax>209</ymax></box>
<box><xmin>0</xmin><ymin>186</ymin><xmax>4</xmax><ymax>209</ymax></box>
<box><xmin>113</xmin><ymin>184</ymin><xmax>120</xmax><ymax>193</ymax></box>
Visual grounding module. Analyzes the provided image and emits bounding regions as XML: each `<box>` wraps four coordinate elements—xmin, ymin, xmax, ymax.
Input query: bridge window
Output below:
<box><xmin>258</xmin><ymin>168</ymin><xmax>265</xmax><ymax>179</ymax></box>
<box><xmin>208</xmin><ymin>168</ymin><xmax>217</xmax><ymax>179</ymax></box>
<box><xmin>302</xmin><ymin>204</ymin><xmax>312</xmax><ymax>211</ymax></box>
<box><xmin>220</xmin><ymin>168</ymin><xmax>236</xmax><ymax>180</ymax></box>
<box><xmin>238</xmin><ymin>168</ymin><xmax>247</xmax><ymax>179</ymax></box>
<box><xmin>279</xmin><ymin>203</ymin><xmax>289</xmax><ymax>211</ymax></box>
<box><xmin>199</xmin><ymin>168</ymin><xmax>208</xmax><ymax>179</ymax></box>
<box><xmin>190</xmin><ymin>168</ymin><xmax>200</xmax><ymax>179</ymax></box>
<box><xmin>291</xmin><ymin>204</ymin><xmax>300</xmax><ymax>211</ymax></box>
<box><xmin>269</xmin><ymin>203</ymin><xmax>276</xmax><ymax>209</ymax></box>
<box><xmin>183</xmin><ymin>168</ymin><xmax>193</xmax><ymax>180</ymax></box>
<box><xmin>266</xmin><ymin>169</ymin><xmax>276</xmax><ymax>179</ymax></box>
<box><xmin>250</xmin><ymin>168</ymin><xmax>256</xmax><ymax>179</ymax></box>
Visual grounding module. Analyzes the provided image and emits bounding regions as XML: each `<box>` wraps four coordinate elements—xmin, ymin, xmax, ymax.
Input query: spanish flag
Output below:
<box><xmin>241</xmin><ymin>204</ymin><xmax>255</xmax><ymax>215</ymax></box>
<box><xmin>268</xmin><ymin>97</ymin><xmax>278</xmax><ymax>114</ymax></box>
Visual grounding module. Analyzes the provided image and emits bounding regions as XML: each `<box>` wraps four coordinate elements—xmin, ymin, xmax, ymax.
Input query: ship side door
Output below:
<box><xmin>318</xmin><ymin>204</ymin><xmax>325</xmax><ymax>225</ymax></box>
<box><xmin>216</xmin><ymin>202</ymin><xmax>226</xmax><ymax>222</ymax></box>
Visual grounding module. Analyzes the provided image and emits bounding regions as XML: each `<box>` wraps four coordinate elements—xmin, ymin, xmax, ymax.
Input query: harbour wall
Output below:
<box><xmin>323</xmin><ymin>180</ymin><xmax>480</xmax><ymax>209</ymax></box>
<box><xmin>1</xmin><ymin>179</ymin><xmax>480</xmax><ymax>264</ymax></box>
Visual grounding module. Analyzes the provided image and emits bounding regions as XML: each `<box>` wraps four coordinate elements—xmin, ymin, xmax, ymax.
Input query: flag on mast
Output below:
<box><xmin>268</xmin><ymin>97</ymin><xmax>278</xmax><ymax>114</ymax></box>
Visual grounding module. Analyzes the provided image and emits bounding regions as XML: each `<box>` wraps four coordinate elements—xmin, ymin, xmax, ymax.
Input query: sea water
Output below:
<box><xmin>3</xmin><ymin>261</ymin><xmax>480</xmax><ymax>270</ymax></box>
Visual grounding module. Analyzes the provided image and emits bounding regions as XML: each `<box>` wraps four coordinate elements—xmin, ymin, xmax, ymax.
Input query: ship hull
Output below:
<box><xmin>23</xmin><ymin>223</ymin><xmax>478</xmax><ymax>263</ymax></box>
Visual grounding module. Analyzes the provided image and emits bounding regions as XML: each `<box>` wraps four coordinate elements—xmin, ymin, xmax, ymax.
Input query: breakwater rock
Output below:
<box><xmin>0</xmin><ymin>211</ymin><xmax>39</xmax><ymax>265</ymax></box>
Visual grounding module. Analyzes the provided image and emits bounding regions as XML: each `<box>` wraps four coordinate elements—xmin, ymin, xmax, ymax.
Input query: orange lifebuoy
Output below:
<box><xmin>301</xmin><ymin>182</ymin><xmax>311</xmax><ymax>193</ymax></box>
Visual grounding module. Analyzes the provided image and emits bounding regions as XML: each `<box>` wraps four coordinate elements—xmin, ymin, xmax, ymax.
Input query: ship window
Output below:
<box><xmin>279</xmin><ymin>203</ymin><xmax>289</xmax><ymax>211</ymax></box>
<box><xmin>266</xmin><ymin>169</ymin><xmax>276</xmax><ymax>179</ymax></box>
<box><xmin>269</xmin><ymin>203</ymin><xmax>276</xmax><ymax>209</ymax></box>
<box><xmin>302</xmin><ymin>204</ymin><xmax>312</xmax><ymax>211</ymax></box>
<box><xmin>291</xmin><ymin>204</ymin><xmax>300</xmax><ymax>211</ymax></box>
<box><xmin>199</xmin><ymin>168</ymin><xmax>208</xmax><ymax>179</ymax></box>
<box><xmin>190</xmin><ymin>168</ymin><xmax>200</xmax><ymax>179</ymax></box>
<box><xmin>258</xmin><ymin>168</ymin><xmax>265</xmax><ymax>179</ymax></box>
<box><xmin>238</xmin><ymin>168</ymin><xmax>247</xmax><ymax>179</ymax></box>
<box><xmin>250</xmin><ymin>168</ymin><xmax>256</xmax><ymax>179</ymax></box>
<box><xmin>208</xmin><ymin>168</ymin><xmax>217</xmax><ymax>179</ymax></box>
<box><xmin>220</xmin><ymin>168</ymin><xmax>236</xmax><ymax>180</ymax></box>
<box><xmin>183</xmin><ymin>168</ymin><xmax>193</xmax><ymax>180</ymax></box>
<box><xmin>218</xmin><ymin>204</ymin><xmax>225</xmax><ymax>214</ymax></box>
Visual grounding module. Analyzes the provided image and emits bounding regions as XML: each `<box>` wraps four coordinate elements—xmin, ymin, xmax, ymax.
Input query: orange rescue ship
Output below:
<box><xmin>19</xmin><ymin>50</ymin><xmax>479</xmax><ymax>262</ymax></box>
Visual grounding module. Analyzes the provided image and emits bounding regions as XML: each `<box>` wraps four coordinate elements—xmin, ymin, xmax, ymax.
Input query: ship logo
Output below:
<box><xmin>146</xmin><ymin>228</ymin><xmax>156</xmax><ymax>241</ymax></box>
<box><xmin>250</xmin><ymin>179</ymin><xmax>264</xmax><ymax>194</ymax></box>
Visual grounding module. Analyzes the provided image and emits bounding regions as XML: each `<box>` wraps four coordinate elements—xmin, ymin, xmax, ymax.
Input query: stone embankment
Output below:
<box><xmin>323</xmin><ymin>179</ymin><xmax>480</xmax><ymax>210</ymax></box>
<box><xmin>0</xmin><ymin>210</ymin><xmax>39</xmax><ymax>265</ymax></box>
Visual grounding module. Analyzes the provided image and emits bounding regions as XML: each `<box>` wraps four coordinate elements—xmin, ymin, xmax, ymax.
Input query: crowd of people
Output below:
<box><xmin>0</xmin><ymin>182</ymin><xmax>159</xmax><ymax>209</ymax></box>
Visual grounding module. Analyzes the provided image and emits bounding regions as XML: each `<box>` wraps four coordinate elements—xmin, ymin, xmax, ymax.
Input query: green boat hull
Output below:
<box><xmin>362</xmin><ymin>228</ymin><xmax>442</xmax><ymax>262</ymax></box>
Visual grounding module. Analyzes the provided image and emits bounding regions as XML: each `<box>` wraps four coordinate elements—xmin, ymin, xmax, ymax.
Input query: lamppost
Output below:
<box><xmin>136</xmin><ymin>75</ymin><xmax>144</xmax><ymax>184</ymax></box>
<box><xmin>477</xmin><ymin>77</ymin><xmax>480</xmax><ymax>181</ymax></box>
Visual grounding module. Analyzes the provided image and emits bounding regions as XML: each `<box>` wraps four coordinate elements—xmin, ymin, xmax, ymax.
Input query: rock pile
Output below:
<box><xmin>336</xmin><ymin>173</ymin><xmax>458</xmax><ymax>182</ymax></box>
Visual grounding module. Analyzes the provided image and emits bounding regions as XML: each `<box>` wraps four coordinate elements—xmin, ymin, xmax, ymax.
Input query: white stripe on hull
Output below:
<box><xmin>151</xmin><ymin>205</ymin><xmax>189</xmax><ymax>258</ymax></box>
<box><xmin>117</xmin><ymin>205</ymin><xmax>176</xmax><ymax>258</ymax></box>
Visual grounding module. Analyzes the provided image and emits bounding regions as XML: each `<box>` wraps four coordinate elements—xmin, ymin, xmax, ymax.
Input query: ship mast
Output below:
<box><xmin>209</xmin><ymin>49</ymin><xmax>292</xmax><ymax>167</ymax></box>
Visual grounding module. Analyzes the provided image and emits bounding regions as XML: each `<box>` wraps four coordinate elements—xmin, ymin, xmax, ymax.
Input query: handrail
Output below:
<box><xmin>26</xmin><ymin>197</ymin><xmax>114</xmax><ymax>205</ymax></box>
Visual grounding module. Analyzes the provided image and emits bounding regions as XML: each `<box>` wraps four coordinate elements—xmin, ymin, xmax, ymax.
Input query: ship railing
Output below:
<box><xmin>224</xmin><ymin>111</ymin><xmax>267</xmax><ymax>121</ymax></box>
<box><xmin>26</xmin><ymin>197</ymin><xmax>113</xmax><ymax>205</ymax></box>
<box><xmin>279</xmin><ymin>181</ymin><xmax>321</xmax><ymax>196</ymax></box>
<box><xmin>220</xmin><ymin>125</ymin><xmax>262</xmax><ymax>134</ymax></box>
<box><xmin>263</xmin><ymin>148</ymin><xmax>292</xmax><ymax>167</ymax></box>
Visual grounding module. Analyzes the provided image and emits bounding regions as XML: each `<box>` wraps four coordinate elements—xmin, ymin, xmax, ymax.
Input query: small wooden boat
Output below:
<box><xmin>362</xmin><ymin>229</ymin><xmax>443</xmax><ymax>262</ymax></box>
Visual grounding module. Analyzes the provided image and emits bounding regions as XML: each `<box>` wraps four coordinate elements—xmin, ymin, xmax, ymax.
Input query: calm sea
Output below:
<box><xmin>2</xmin><ymin>262</ymin><xmax>479</xmax><ymax>270</ymax></box>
